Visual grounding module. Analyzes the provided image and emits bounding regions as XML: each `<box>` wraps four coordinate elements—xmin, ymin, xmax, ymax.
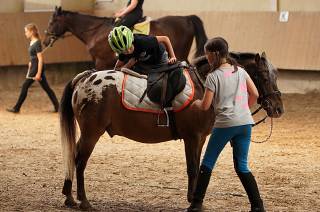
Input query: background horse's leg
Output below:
<box><xmin>184</xmin><ymin>135</ymin><xmax>206</xmax><ymax>202</ymax></box>
<box><xmin>75</xmin><ymin>132</ymin><xmax>103</xmax><ymax>209</ymax></box>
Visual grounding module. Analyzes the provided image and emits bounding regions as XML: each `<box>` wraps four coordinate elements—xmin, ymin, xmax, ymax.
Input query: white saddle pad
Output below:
<box><xmin>122</xmin><ymin>69</ymin><xmax>194</xmax><ymax>113</ymax></box>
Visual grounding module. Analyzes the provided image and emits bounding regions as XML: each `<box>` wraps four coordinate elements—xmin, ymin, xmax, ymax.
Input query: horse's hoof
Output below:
<box><xmin>79</xmin><ymin>200</ymin><xmax>92</xmax><ymax>210</ymax></box>
<box><xmin>187</xmin><ymin>193</ymin><xmax>193</xmax><ymax>203</ymax></box>
<box><xmin>64</xmin><ymin>196</ymin><xmax>77</xmax><ymax>208</ymax></box>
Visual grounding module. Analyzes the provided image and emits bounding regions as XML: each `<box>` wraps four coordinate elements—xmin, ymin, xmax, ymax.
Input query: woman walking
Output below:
<box><xmin>187</xmin><ymin>37</ymin><xmax>265</xmax><ymax>212</ymax></box>
<box><xmin>7</xmin><ymin>23</ymin><xmax>59</xmax><ymax>113</ymax></box>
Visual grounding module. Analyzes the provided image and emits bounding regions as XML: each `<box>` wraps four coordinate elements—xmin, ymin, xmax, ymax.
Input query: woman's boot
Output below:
<box><xmin>237</xmin><ymin>172</ymin><xmax>265</xmax><ymax>212</ymax></box>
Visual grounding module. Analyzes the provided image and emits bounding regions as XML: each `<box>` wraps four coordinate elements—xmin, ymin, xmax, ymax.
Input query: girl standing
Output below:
<box><xmin>7</xmin><ymin>23</ymin><xmax>59</xmax><ymax>113</ymax></box>
<box><xmin>187</xmin><ymin>37</ymin><xmax>265</xmax><ymax>212</ymax></box>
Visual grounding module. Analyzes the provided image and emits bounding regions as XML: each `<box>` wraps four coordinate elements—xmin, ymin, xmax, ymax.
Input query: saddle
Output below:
<box><xmin>132</xmin><ymin>17</ymin><xmax>151</xmax><ymax>35</ymax></box>
<box><xmin>139</xmin><ymin>62</ymin><xmax>188</xmax><ymax>136</ymax></box>
<box><xmin>141</xmin><ymin>62</ymin><xmax>187</xmax><ymax>109</ymax></box>
<box><xmin>114</xmin><ymin>16</ymin><xmax>151</xmax><ymax>35</ymax></box>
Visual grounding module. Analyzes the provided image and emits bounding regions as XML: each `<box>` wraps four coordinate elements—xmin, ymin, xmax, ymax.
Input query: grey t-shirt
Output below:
<box><xmin>205</xmin><ymin>66</ymin><xmax>254</xmax><ymax>128</ymax></box>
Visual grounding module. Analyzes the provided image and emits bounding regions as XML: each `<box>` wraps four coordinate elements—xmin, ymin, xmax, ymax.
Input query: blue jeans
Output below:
<box><xmin>202</xmin><ymin>124</ymin><xmax>252</xmax><ymax>173</ymax></box>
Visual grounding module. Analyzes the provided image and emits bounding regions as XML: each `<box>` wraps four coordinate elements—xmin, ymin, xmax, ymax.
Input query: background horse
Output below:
<box><xmin>43</xmin><ymin>7</ymin><xmax>208</xmax><ymax>70</ymax></box>
<box><xmin>59</xmin><ymin>52</ymin><xmax>284</xmax><ymax>209</ymax></box>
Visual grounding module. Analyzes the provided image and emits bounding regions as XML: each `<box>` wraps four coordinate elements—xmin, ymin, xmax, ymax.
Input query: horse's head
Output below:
<box><xmin>250</xmin><ymin>52</ymin><xmax>284</xmax><ymax>118</ymax></box>
<box><xmin>43</xmin><ymin>6</ymin><xmax>69</xmax><ymax>47</ymax></box>
<box><xmin>192</xmin><ymin>52</ymin><xmax>284</xmax><ymax>118</ymax></box>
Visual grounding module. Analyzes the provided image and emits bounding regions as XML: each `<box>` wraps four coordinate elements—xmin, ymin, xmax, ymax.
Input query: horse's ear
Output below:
<box><xmin>261</xmin><ymin>51</ymin><xmax>267</xmax><ymax>59</ymax></box>
<box><xmin>255</xmin><ymin>53</ymin><xmax>260</xmax><ymax>64</ymax></box>
<box><xmin>57</xmin><ymin>6</ymin><xmax>62</xmax><ymax>15</ymax></box>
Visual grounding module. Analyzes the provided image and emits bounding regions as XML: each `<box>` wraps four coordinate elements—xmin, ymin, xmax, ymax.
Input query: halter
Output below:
<box><xmin>249</xmin><ymin>61</ymin><xmax>281</xmax><ymax>143</ymax></box>
<box><xmin>44</xmin><ymin>20</ymin><xmax>107</xmax><ymax>47</ymax></box>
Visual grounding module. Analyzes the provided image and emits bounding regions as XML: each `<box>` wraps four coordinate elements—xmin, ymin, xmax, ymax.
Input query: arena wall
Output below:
<box><xmin>0</xmin><ymin>0</ymin><xmax>24</xmax><ymax>13</ymax></box>
<box><xmin>0</xmin><ymin>62</ymin><xmax>94</xmax><ymax>90</ymax></box>
<box><xmin>24</xmin><ymin>0</ymin><xmax>94</xmax><ymax>12</ymax></box>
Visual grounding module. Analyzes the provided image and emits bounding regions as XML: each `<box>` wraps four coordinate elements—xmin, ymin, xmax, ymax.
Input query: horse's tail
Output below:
<box><xmin>188</xmin><ymin>15</ymin><xmax>208</xmax><ymax>58</ymax></box>
<box><xmin>60</xmin><ymin>81</ymin><xmax>76</xmax><ymax>182</ymax></box>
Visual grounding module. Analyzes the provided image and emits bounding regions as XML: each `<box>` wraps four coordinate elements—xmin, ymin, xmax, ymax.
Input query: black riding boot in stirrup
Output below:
<box><xmin>187</xmin><ymin>165</ymin><xmax>212</xmax><ymax>212</ymax></box>
<box><xmin>237</xmin><ymin>172</ymin><xmax>265</xmax><ymax>212</ymax></box>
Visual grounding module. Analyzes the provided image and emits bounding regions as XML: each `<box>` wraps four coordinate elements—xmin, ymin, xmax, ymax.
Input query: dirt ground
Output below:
<box><xmin>0</xmin><ymin>84</ymin><xmax>319</xmax><ymax>212</ymax></box>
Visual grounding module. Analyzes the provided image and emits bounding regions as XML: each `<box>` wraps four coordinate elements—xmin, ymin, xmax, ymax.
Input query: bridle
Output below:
<box><xmin>44</xmin><ymin>17</ymin><xmax>107</xmax><ymax>47</ymax></box>
<box><xmin>249</xmin><ymin>62</ymin><xmax>281</xmax><ymax>143</ymax></box>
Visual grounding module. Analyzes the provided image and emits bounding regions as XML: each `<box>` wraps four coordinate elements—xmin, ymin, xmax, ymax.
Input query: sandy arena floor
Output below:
<box><xmin>0</xmin><ymin>84</ymin><xmax>319</xmax><ymax>211</ymax></box>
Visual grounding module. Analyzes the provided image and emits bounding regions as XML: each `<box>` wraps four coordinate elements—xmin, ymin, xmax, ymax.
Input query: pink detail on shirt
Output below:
<box><xmin>240</xmin><ymin>82</ymin><xmax>247</xmax><ymax>92</ymax></box>
<box><xmin>241</xmin><ymin>102</ymin><xmax>249</xmax><ymax>109</ymax></box>
<box><xmin>235</xmin><ymin>95</ymin><xmax>243</xmax><ymax>102</ymax></box>
<box><xmin>224</xmin><ymin>70</ymin><xmax>233</xmax><ymax>78</ymax></box>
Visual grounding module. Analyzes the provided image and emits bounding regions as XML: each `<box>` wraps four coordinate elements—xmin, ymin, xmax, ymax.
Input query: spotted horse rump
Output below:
<box><xmin>71</xmin><ymin>69</ymin><xmax>194</xmax><ymax>114</ymax></box>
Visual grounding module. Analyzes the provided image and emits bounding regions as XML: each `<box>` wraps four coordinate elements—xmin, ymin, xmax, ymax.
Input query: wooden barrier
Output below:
<box><xmin>99</xmin><ymin>10</ymin><xmax>320</xmax><ymax>71</ymax></box>
<box><xmin>0</xmin><ymin>10</ymin><xmax>319</xmax><ymax>71</ymax></box>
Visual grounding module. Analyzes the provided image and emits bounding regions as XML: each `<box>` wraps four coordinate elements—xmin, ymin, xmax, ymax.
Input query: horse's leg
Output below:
<box><xmin>62</xmin><ymin>143</ymin><xmax>78</xmax><ymax>207</ymax></box>
<box><xmin>75</xmin><ymin>132</ymin><xmax>102</xmax><ymax>209</ymax></box>
<box><xmin>184</xmin><ymin>135</ymin><xmax>206</xmax><ymax>202</ymax></box>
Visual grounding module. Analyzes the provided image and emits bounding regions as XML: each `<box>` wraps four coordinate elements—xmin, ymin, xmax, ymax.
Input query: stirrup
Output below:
<box><xmin>157</xmin><ymin>107</ymin><xmax>173</xmax><ymax>127</ymax></box>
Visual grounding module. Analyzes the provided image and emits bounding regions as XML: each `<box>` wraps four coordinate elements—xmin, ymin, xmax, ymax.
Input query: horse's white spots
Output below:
<box><xmin>72</xmin><ymin>70</ymin><xmax>124</xmax><ymax>111</ymax></box>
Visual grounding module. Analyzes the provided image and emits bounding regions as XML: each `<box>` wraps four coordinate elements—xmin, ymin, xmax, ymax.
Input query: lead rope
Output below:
<box><xmin>251</xmin><ymin>108</ymin><xmax>274</xmax><ymax>143</ymax></box>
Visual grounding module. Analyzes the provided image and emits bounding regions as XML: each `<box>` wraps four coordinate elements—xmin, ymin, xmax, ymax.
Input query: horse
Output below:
<box><xmin>59</xmin><ymin>52</ymin><xmax>284</xmax><ymax>209</ymax></box>
<box><xmin>43</xmin><ymin>6</ymin><xmax>208</xmax><ymax>70</ymax></box>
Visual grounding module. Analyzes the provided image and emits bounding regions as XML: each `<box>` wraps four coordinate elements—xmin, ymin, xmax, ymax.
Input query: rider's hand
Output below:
<box><xmin>168</xmin><ymin>57</ymin><xmax>177</xmax><ymax>64</ymax></box>
<box><xmin>114</xmin><ymin>12</ymin><xmax>122</xmax><ymax>18</ymax></box>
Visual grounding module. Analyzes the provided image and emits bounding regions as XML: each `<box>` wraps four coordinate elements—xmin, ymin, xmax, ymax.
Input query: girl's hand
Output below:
<box><xmin>190</xmin><ymin>100</ymin><xmax>201</xmax><ymax>110</ymax></box>
<box><xmin>114</xmin><ymin>12</ymin><xmax>123</xmax><ymax>18</ymax></box>
<box><xmin>168</xmin><ymin>57</ymin><xmax>177</xmax><ymax>64</ymax></box>
<box><xmin>34</xmin><ymin>74</ymin><xmax>41</xmax><ymax>81</ymax></box>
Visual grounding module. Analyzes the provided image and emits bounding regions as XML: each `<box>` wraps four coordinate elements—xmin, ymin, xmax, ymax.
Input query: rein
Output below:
<box><xmin>192</xmin><ymin>67</ymin><xmax>205</xmax><ymax>90</ymax></box>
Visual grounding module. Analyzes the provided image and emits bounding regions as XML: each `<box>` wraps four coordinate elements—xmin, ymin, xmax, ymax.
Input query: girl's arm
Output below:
<box><xmin>28</xmin><ymin>62</ymin><xmax>31</xmax><ymax>71</ymax></box>
<box><xmin>123</xmin><ymin>58</ymin><xmax>137</xmax><ymax>69</ymax></box>
<box><xmin>156</xmin><ymin>36</ymin><xmax>177</xmax><ymax>64</ymax></box>
<box><xmin>191</xmin><ymin>88</ymin><xmax>214</xmax><ymax>111</ymax></box>
<box><xmin>35</xmin><ymin>52</ymin><xmax>43</xmax><ymax>81</ymax></box>
<box><xmin>246</xmin><ymin>76</ymin><xmax>259</xmax><ymax>107</ymax></box>
<box><xmin>114</xmin><ymin>60</ymin><xmax>125</xmax><ymax>70</ymax></box>
<box><xmin>115</xmin><ymin>0</ymin><xmax>139</xmax><ymax>18</ymax></box>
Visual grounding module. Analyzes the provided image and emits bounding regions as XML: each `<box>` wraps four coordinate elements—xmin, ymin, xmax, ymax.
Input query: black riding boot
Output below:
<box><xmin>237</xmin><ymin>172</ymin><xmax>265</xmax><ymax>212</ymax></box>
<box><xmin>187</xmin><ymin>165</ymin><xmax>212</xmax><ymax>212</ymax></box>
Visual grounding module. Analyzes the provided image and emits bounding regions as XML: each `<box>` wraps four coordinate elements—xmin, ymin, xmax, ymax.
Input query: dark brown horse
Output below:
<box><xmin>59</xmin><ymin>52</ymin><xmax>283</xmax><ymax>209</ymax></box>
<box><xmin>43</xmin><ymin>7</ymin><xmax>207</xmax><ymax>70</ymax></box>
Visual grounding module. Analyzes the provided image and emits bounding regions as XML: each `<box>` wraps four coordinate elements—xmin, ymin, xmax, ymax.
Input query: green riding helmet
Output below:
<box><xmin>108</xmin><ymin>26</ymin><xmax>134</xmax><ymax>54</ymax></box>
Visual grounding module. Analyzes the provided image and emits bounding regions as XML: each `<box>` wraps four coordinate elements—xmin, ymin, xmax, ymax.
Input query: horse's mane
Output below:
<box><xmin>192</xmin><ymin>52</ymin><xmax>258</xmax><ymax>68</ymax></box>
<box><xmin>229</xmin><ymin>52</ymin><xmax>256</xmax><ymax>61</ymax></box>
<box><xmin>191</xmin><ymin>55</ymin><xmax>208</xmax><ymax>68</ymax></box>
<box><xmin>61</xmin><ymin>10</ymin><xmax>115</xmax><ymax>23</ymax></box>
